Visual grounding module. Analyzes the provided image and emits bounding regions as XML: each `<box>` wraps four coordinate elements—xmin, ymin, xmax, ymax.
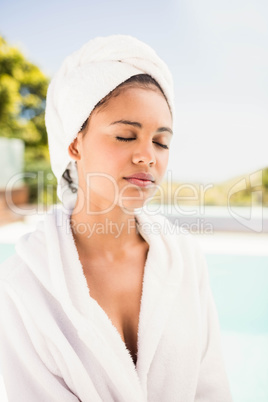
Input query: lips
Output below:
<box><xmin>124</xmin><ymin>172</ymin><xmax>155</xmax><ymax>182</ymax></box>
<box><xmin>123</xmin><ymin>172</ymin><xmax>155</xmax><ymax>188</ymax></box>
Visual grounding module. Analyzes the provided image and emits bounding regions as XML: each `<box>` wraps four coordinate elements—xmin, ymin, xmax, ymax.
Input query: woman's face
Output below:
<box><xmin>69</xmin><ymin>86</ymin><xmax>173</xmax><ymax>213</ymax></box>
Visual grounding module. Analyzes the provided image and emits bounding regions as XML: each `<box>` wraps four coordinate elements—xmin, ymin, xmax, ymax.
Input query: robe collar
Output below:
<box><xmin>19</xmin><ymin>205</ymin><xmax>184</xmax><ymax>401</ymax></box>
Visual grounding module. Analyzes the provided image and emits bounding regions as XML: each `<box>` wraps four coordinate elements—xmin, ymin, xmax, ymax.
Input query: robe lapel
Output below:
<box><xmin>51</xmin><ymin>207</ymin><xmax>183</xmax><ymax>401</ymax></box>
<box><xmin>134</xmin><ymin>210</ymin><xmax>184</xmax><ymax>394</ymax></box>
<box><xmin>54</xmin><ymin>208</ymin><xmax>146</xmax><ymax>401</ymax></box>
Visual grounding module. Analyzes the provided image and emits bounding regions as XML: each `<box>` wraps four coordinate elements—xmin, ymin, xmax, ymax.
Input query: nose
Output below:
<box><xmin>132</xmin><ymin>140</ymin><xmax>156</xmax><ymax>167</ymax></box>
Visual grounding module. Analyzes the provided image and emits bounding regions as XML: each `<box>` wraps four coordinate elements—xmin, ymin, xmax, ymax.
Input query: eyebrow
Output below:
<box><xmin>110</xmin><ymin>119</ymin><xmax>173</xmax><ymax>135</ymax></box>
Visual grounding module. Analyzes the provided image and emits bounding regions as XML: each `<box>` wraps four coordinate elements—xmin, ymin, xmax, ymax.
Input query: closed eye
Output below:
<box><xmin>116</xmin><ymin>137</ymin><xmax>169</xmax><ymax>149</ymax></box>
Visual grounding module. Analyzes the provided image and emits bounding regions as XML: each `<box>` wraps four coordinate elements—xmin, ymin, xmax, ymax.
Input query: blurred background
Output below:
<box><xmin>0</xmin><ymin>0</ymin><xmax>267</xmax><ymax>400</ymax></box>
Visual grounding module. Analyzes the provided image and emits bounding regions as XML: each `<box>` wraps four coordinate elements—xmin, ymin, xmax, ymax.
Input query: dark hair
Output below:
<box><xmin>79</xmin><ymin>74</ymin><xmax>170</xmax><ymax>134</ymax></box>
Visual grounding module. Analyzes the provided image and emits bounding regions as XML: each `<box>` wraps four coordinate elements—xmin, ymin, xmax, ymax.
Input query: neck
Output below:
<box><xmin>70</xmin><ymin>197</ymin><xmax>145</xmax><ymax>261</ymax></box>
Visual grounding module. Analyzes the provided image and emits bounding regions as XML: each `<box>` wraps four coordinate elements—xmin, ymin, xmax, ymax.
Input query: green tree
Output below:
<box><xmin>0</xmin><ymin>36</ymin><xmax>57</xmax><ymax>205</ymax></box>
<box><xmin>0</xmin><ymin>36</ymin><xmax>49</xmax><ymax>144</ymax></box>
<box><xmin>263</xmin><ymin>168</ymin><xmax>268</xmax><ymax>190</ymax></box>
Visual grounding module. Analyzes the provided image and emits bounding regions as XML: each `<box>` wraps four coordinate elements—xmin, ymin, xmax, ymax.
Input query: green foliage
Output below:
<box><xmin>24</xmin><ymin>146</ymin><xmax>58</xmax><ymax>205</ymax></box>
<box><xmin>263</xmin><ymin>168</ymin><xmax>268</xmax><ymax>190</ymax></box>
<box><xmin>0</xmin><ymin>35</ymin><xmax>58</xmax><ymax>204</ymax></box>
<box><xmin>154</xmin><ymin>168</ymin><xmax>268</xmax><ymax>207</ymax></box>
<box><xmin>0</xmin><ymin>36</ymin><xmax>49</xmax><ymax>145</ymax></box>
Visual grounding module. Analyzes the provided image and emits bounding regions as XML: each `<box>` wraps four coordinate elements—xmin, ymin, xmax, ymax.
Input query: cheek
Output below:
<box><xmin>83</xmin><ymin>142</ymin><xmax>129</xmax><ymax>176</ymax></box>
<box><xmin>105</xmin><ymin>143</ymin><xmax>131</xmax><ymax>164</ymax></box>
<box><xmin>158</xmin><ymin>152</ymin><xmax>169</xmax><ymax>170</ymax></box>
<box><xmin>81</xmin><ymin>139</ymin><xmax>109</xmax><ymax>168</ymax></box>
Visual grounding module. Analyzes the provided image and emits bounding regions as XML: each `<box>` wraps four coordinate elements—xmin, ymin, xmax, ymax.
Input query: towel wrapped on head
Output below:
<box><xmin>45</xmin><ymin>34</ymin><xmax>175</xmax><ymax>210</ymax></box>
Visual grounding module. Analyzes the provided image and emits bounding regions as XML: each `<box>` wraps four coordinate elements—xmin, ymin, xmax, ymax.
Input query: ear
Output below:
<box><xmin>68</xmin><ymin>137</ymin><xmax>81</xmax><ymax>161</ymax></box>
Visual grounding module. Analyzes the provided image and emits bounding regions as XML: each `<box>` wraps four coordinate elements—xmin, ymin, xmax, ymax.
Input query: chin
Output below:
<box><xmin>118</xmin><ymin>196</ymin><xmax>154</xmax><ymax>214</ymax></box>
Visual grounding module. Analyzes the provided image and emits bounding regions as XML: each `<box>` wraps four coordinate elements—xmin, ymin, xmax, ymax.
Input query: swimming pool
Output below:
<box><xmin>0</xmin><ymin>244</ymin><xmax>267</xmax><ymax>401</ymax></box>
<box><xmin>206</xmin><ymin>254</ymin><xmax>268</xmax><ymax>402</ymax></box>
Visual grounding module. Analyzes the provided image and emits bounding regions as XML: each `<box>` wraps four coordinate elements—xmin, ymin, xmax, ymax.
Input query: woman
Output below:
<box><xmin>0</xmin><ymin>35</ymin><xmax>233</xmax><ymax>401</ymax></box>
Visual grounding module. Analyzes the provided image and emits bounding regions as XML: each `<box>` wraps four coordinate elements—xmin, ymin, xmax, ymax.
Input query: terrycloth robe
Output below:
<box><xmin>0</xmin><ymin>206</ymin><xmax>233</xmax><ymax>401</ymax></box>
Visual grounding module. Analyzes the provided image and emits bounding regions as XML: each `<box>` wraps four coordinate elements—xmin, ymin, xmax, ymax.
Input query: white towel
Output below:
<box><xmin>0</xmin><ymin>206</ymin><xmax>233</xmax><ymax>401</ymax></box>
<box><xmin>45</xmin><ymin>35</ymin><xmax>175</xmax><ymax>210</ymax></box>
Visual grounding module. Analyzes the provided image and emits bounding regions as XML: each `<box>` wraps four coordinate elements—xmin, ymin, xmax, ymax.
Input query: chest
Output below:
<box><xmin>81</xmin><ymin>250</ymin><xmax>148</xmax><ymax>365</ymax></box>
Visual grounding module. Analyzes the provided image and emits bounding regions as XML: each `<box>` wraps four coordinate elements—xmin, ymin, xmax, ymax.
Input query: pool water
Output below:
<box><xmin>0</xmin><ymin>245</ymin><xmax>267</xmax><ymax>401</ymax></box>
<box><xmin>207</xmin><ymin>254</ymin><xmax>268</xmax><ymax>333</ymax></box>
<box><xmin>206</xmin><ymin>255</ymin><xmax>268</xmax><ymax>402</ymax></box>
<box><xmin>0</xmin><ymin>244</ymin><xmax>15</xmax><ymax>264</ymax></box>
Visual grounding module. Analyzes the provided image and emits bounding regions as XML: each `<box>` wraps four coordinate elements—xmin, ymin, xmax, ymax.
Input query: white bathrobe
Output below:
<box><xmin>0</xmin><ymin>206</ymin><xmax>233</xmax><ymax>401</ymax></box>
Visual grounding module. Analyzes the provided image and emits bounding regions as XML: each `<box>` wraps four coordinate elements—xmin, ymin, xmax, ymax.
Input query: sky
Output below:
<box><xmin>1</xmin><ymin>0</ymin><xmax>268</xmax><ymax>184</ymax></box>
